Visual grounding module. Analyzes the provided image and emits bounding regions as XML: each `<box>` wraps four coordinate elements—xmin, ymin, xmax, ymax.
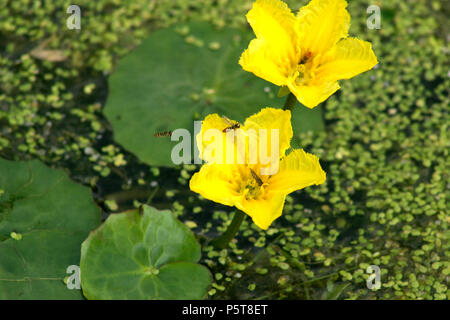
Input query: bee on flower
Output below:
<box><xmin>239</xmin><ymin>0</ymin><xmax>378</xmax><ymax>109</ymax></box>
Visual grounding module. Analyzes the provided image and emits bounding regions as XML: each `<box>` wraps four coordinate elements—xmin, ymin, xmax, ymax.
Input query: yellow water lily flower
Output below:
<box><xmin>190</xmin><ymin>108</ymin><xmax>326</xmax><ymax>229</ymax></box>
<box><xmin>239</xmin><ymin>0</ymin><xmax>378</xmax><ymax>109</ymax></box>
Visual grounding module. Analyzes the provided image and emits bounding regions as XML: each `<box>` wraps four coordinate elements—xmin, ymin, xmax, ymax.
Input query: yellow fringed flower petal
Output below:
<box><xmin>189</xmin><ymin>163</ymin><xmax>246</xmax><ymax>207</ymax></box>
<box><xmin>315</xmin><ymin>38</ymin><xmax>378</xmax><ymax>82</ymax></box>
<box><xmin>196</xmin><ymin>113</ymin><xmax>245</xmax><ymax>164</ymax></box>
<box><xmin>268</xmin><ymin>149</ymin><xmax>326</xmax><ymax>194</ymax></box>
<box><xmin>235</xmin><ymin>191</ymin><xmax>286</xmax><ymax>230</ymax></box>
<box><xmin>296</xmin><ymin>0</ymin><xmax>350</xmax><ymax>55</ymax></box>
<box><xmin>243</xmin><ymin>107</ymin><xmax>293</xmax><ymax>159</ymax></box>
<box><xmin>287</xmin><ymin>80</ymin><xmax>340</xmax><ymax>109</ymax></box>
<box><xmin>239</xmin><ymin>0</ymin><xmax>300</xmax><ymax>86</ymax></box>
<box><xmin>239</xmin><ymin>39</ymin><xmax>292</xmax><ymax>86</ymax></box>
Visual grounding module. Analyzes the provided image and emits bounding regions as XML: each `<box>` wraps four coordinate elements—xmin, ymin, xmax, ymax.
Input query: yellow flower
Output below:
<box><xmin>239</xmin><ymin>0</ymin><xmax>378</xmax><ymax>109</ymax></box>
<box><xmin>189</xmin><ymin>108</ymin><xmax>326</xmax><ymax>229</ymax></box>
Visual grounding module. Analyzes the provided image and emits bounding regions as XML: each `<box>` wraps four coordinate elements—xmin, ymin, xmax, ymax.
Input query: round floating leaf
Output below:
<box><xmin>104</xmin><ymin>22</ymin><xmax>324</xmax><ymax>167</ymax></box>
<box><xmin>80</xmin><ymin>205</ymin><xmax>212</xmax><ymax>300</ymax></box>
<box><xmin>0</xmin><ymin>158</ymin><xmax>101</xmax><ymax>299</ymax></box>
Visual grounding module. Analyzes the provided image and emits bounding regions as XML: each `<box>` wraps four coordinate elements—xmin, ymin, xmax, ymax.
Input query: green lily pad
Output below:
<box><xmin>0</xmin><ymin>158</ymin><xmax>101</xmax><ymax>299</ymax></box>
<box><xmin>80</xmin><ymin>205</ymin><xmax>212</xmax><ymax>300</ymax></box>
<box><xmin>104</xmin><ymin>22</ymin><xmax>324</xmax><ymax>167</ymax></box>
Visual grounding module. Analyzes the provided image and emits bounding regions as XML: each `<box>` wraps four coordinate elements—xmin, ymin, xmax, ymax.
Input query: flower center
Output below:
<box><xmin>293</xmin><ymin>52</ymin><xmax>315</xmax><ymax>85</ymax></box>
<box><xmin>239</xmin><ymin>169</ymin><xmax>268</xmax><ymax>200</ymax></box>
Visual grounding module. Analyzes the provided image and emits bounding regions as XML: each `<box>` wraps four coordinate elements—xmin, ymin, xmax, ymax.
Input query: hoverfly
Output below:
<box><xmin>154</xmin><ymin>131</ymin><xmax>172</xmax><ymax>137</ymax></box>
<box><xmin>222</xmin><ymin>116</ymin><xmax>240</xmax><ymax>133</ymax></box>
<box><xmin>250</xmin><ymin>168</ymin><xmax>263</xmax><ymax>187</ymax></box>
